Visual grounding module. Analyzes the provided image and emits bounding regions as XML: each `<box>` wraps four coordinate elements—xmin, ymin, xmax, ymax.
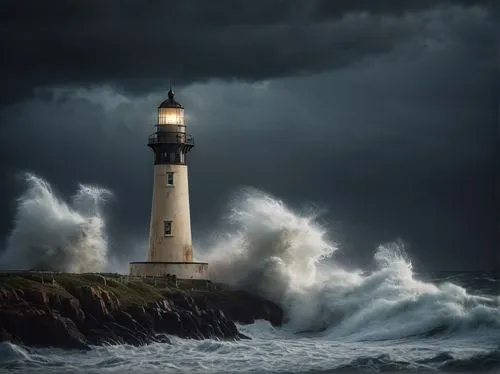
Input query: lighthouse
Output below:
<box><xmin>129</xmin><ymin>87</ymin><xmax>209</xmax><ymax>279</ymax></box>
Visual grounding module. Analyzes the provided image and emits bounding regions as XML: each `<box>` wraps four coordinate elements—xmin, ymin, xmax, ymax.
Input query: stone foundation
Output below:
<box><xmin>129</xmin><ymin>261</ymin><xmax>209</xmax><ymax>280</ymax></box>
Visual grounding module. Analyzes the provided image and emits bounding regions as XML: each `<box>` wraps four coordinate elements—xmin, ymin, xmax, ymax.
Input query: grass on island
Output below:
<box><xmin>0</xmin><ymin>272</ymin><xmax>176</xmax><ymax>307</ymax></box>
<box><xmin>0</xmin><ymin>271</ymin><xmax>239</xmax><ymax>309</ymax></box>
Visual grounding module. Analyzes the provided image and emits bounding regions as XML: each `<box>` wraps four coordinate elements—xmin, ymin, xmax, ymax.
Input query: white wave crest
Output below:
<box><xmin>0</xmin><ymin>173</ymin><xmax>110</xmax><ymax>273</ymax></box>
<box><xmin>205</xmin><ymin>188</ymin><xmax>500</xmax><ymax>341</ymax></box>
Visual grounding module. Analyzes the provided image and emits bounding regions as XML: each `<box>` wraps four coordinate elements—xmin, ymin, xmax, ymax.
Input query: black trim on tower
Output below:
<box><xmin>150</xmin><ymin>90</ymin><xmax>193</xmax><ymax>165</ymax></box>
<box><xmin>148</xmin><ymin>130</ymin><xmax>194</xmax><ymax>165</ymax></box>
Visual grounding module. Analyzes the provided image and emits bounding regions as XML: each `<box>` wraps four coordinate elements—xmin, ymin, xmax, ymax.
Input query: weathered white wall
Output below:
<box><xmin>129</xmin><ymin>262</ymin><xmax>209</xmax><ymax>279</ymax></box>
<box><xmin>148</xmin><ymin>164</ymin><xmax>193</xmax><ymax>262</ymax></box>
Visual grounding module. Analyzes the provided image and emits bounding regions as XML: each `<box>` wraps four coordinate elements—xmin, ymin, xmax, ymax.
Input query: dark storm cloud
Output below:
<box><xmin>181</xmin><ymin>37</ymin><xmax>497</xmax><ymax>272</ymax></box>
<box><xmin>0</xmin><ymin>2</ymin><xmax>497</xmax><ymax>272</ymax></box>
<box><xmin>0</xmin><ymin>0</ymin><xmax>497</xmax><ymax>104</ymax></box>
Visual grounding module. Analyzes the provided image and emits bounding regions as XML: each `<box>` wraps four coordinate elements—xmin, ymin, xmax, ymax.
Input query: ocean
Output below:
<box><xmin>0</xmin><ymin>176</ymin><xmax>499</xmax><ymax>373</ymax></box>
<box><xmin>0</xmin><ymin>271</ymin><xmax>498</xmax><ymax>374</ymax></box>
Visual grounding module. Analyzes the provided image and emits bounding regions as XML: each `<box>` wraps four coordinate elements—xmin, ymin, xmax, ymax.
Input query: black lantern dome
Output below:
<box><xmin>158</xmin><ymin>88</ymin><xmax>183</xmax><ymax>109</ymax></box>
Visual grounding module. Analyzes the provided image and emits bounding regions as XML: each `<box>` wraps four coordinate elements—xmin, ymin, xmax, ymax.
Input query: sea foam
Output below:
<box><xmin>0</xmin><ymin>173</ymin><xmax>110</xmax><ymax>272</ymax></box>
<box><xmin>204</xmin><ymin>187</ymin><xmax>500</xmax><ymax>341</ymax></box>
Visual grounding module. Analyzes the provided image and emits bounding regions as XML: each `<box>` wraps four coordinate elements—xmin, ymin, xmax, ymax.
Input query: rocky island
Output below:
<box><xmin>0</xmin><ymin>272</ymin><xmax>283</xmax><ymax>350</ymax></box>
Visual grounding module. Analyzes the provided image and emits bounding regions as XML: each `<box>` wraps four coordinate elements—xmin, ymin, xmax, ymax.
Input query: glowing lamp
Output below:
<box><xmin>157</xmin><ymin>89</ymin><xmax>185</xmax><ymax>126</ymax></box>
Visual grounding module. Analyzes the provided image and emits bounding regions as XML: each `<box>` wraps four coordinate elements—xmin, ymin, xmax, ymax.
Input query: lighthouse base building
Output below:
<box><xmin>129</xmin><ymin>262</ymin><xmax>208</xmax><ymax>279</ymax></box>
<box><xmin>129</xmin><ymin>88</ymin><xmax>208</xmax><ymax>280</ymax></box>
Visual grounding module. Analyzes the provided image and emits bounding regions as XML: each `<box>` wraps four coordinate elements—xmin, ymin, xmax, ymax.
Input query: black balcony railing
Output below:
<box><xmin>148</xmin><ymin>131</ymin><xmax>195</xmax><ymax>146</ymax></box>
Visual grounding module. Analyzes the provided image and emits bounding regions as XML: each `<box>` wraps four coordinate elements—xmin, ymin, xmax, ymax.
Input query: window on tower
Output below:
<box><xmin>163</xmin><ymin>220</ymin><xmax>173</xmax><ymax>236</ymax></box>
<box><xmin>166</xmin><ymin>172</ymin><xmax>174</xmax><ymax>186</ymax></box>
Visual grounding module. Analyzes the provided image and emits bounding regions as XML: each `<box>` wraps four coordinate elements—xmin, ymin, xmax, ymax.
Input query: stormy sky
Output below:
<box><xmin>0</xmin><ymin>0</ymin><xmax>498</xmax><ymax>272</ymax></box>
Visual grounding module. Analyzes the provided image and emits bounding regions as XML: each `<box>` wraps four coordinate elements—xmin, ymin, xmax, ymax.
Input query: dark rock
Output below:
<box><xmin>154</xmin><ymin>334</ymin><xmax>171</xmax><ymax>344</ymax></box>
<box><xmin>0</xmin><ymin>328</ymin><xmax>13</xmax><ymax>342</ymax></box>
<box><xmin>0</xmin><ymin>274</ymin><xmax>283</xmax><ymax>350</ymax></box>
<box><xmin>190</xmin><ymin>289</ymin><xmax>283</xmax><ymax>327</ymax></box>
<box><xmin>0</xmin><ymin>308</ymin><xmax>89</xmax><ymax>350</ymax></box>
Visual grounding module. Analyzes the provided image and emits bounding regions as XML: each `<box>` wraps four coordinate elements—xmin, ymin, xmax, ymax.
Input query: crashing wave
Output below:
<box><xmin>205</xmin><ymin>188</ymin><xmax>500</xmax><ymax>341</ymax></box>
<box><xmin>0</xmin><ymin>173</ymin><xmax>110</xmax><ymax>273</ymax></box>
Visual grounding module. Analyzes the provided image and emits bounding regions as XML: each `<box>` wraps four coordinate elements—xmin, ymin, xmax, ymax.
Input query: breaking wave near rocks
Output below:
<box><xmin>206</xmin><ymin>188</ymin><xmax>500</xmax><ymax>342</ymax></box>
<box><xmin>0</xmin><ymin>173</ymin><xmax>110</xmax><ymax>273</ymax></box>
<box><xmin>0</xmin><ymin>181</ymin><xmax>499</xmax><ymax>373</ymax></box>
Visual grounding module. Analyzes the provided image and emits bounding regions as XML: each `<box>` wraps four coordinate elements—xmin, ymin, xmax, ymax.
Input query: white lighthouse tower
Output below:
<box><xmin>130</xmin><ymin>87</ymin><xmax>208</xmax><ymax>279</ymax></box>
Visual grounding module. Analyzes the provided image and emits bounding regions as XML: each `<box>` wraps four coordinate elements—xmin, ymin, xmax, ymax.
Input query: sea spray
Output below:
<box><xmin>1</xmin><ymin>175</ymin><xmax>498</xmax><ymax>343</ymax></box>
<box><xmin>205</xmin><ymin>188</ymin><xmax>339</xmax><ymax>299</ymax></box>
<box><xmin>0</xmin><ymin>173</ymin><xmax>110</xmax><ymax>272</ymax></box>
<box><xmin>0</xmin><ymin>181</ymin><xmax>498</xmax><ymax>373</ymax></box>
<box><xmin>205</xmin><ymin>188</ymin><xmax>500</xmax><ymax>340</ymax></box>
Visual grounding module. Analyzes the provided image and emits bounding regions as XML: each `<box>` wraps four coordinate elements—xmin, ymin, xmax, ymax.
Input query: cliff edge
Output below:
<box><xmin>0</xmin><ymin>272</ymin><xmax>283</xmax><ymax>350</ymax></box>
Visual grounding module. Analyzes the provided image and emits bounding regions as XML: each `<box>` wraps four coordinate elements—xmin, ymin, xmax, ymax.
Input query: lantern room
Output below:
<box><xmin>157</xmin><ymin>89</ymin><xmax>184</xmax><ymax>126</ymax></box>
